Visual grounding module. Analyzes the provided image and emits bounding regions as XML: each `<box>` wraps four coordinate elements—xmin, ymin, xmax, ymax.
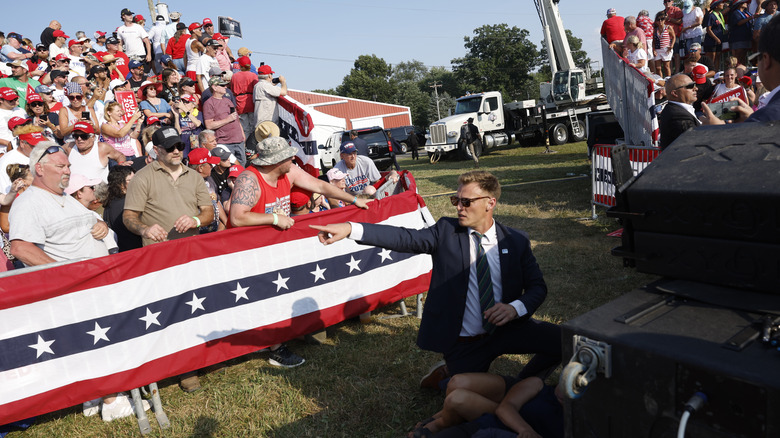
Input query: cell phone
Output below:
<box><xmin>707</xmin><ymin>101</ymin><xmax>739</xmax><ymax>120</ymax></box>
<box><xmin>229</xmin><ymin>106</ymin><xmax>235</xmax><ymax>114</ymax></box>
<box><xmin>272</xmin><ymin>77</ymin><xmax>280</xmax><ymax>84</ymax></box>
<box><xmin>82</xmin><ymin>112</ymin><xmax>91</xmax><ymax>121</ymax></box>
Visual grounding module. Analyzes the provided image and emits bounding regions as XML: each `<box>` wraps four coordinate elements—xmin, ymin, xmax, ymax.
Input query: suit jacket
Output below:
<box><xmin>659</xmin><ymin>102</ymin><xmax>700</xmax><ymax>150</ymax></box>
<box><xmin>747</xmin><ymin>89</ymin><xmax>780</xmax><ymax>123</ymax></box>
<box><xmin>359</xmin><ymin>217</ymin><xmax>547</xmax><ymax>354</ymax></box>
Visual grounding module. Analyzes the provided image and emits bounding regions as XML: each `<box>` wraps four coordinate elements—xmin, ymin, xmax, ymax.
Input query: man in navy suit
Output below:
<box><xmin>701</xmin><ymin>15</ymin><xmax>780</xmax><ymax>124</ymax></box>
<box><xmin>311</xmin><ymin>171</ymin><xmax>561</xmax><ymax>387</ymax></box>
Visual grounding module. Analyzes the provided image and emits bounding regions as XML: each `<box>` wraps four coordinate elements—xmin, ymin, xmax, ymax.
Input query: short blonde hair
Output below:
<box><xmin>458</xmin><ymin>171</ymin><xmax>501</xmax><ymax>200</ymax></box>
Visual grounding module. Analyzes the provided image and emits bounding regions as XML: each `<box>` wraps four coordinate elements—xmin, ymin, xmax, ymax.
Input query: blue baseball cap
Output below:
<box><xmin>129</xmin><ymin>59</ymin><xmax>143</xmax><ymax>69</ymax></box>
<box><xmin>159</xmin><ymin>54</ymin><xmax>172</xmax><ymax>64</ymax></box>
<box><xmin>340</xmin><ymin>142</ymin><xmax>357</xmax><ymax>154</ymax></box>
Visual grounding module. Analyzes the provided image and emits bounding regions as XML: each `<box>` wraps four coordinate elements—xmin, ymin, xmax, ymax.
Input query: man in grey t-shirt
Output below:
<box><xmin>9</xmin><ymin>142</ymin><xmax>109</xmax><ymax>266</ymax></box>
<box><xmin>253</xmin><ymin>64</ymin><xmax>287</xmax><ymax>125</ymax></box>
<box><xmin>333</xmin><ymin>142</ymin><xmax>397</xmax><ymax>196</ymax></box>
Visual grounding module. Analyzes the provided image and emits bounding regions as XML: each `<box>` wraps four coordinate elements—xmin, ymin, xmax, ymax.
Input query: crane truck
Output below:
<box><xmin>424</xmin><ymin>0</ymin><xmax>610</xmax><ymax>161</ymax></box>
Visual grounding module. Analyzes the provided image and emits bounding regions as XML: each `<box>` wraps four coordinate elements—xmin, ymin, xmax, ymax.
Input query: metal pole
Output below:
<box><xmin>147</xmin><ymin>0</ymin><xmax>156</xmax><ymax>18</ymax></box>
<box><xmin>430</xmin><ymin>82</ymin><xmax>442</xmax><ymax>120</ymax></box>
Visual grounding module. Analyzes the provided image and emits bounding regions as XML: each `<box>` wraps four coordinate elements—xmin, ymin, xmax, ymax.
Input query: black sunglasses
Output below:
<box><xmin>450</xmin><ymin>196</ymin><xmax>490</xmax><ymax>208</ymax></box>
<box><xmin>68</xmin><ymin>95</ymin><xmax>84</xmax><ymax>100</ymax></box>
<box><xmin>73</xmin><ymin>133</ymin><xmax>91</xmax><ymax>140</ymax></box>
<box><xmin>37</xmin><ymin>145</ymin><xmax>66</xmax><ymax>163</ymax></box>
<box><xmin>163</xmin><ymin>142</ymin><xmax>186</xmax><ymax>153</ymax></box>
<box><xmin>29</xmin><ymin>101</ymin><xmax>44</xmax><ymax>107</ymax></box>
<box><xmin>675</xmin><ymin>82</ymin><xmax>697</xmax><ymax>91</ymax></box>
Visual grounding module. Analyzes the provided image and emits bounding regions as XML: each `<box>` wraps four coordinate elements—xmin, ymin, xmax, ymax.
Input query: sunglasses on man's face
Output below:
<box><xmin>73</xmin><ymin>133</ymin><xmax>91</xmax><ymax>140</ymax></box>
<box><xmin>675</xmin><ymin>82</ymin><xmax>697</xmax><ymax>91</ymax></box>
<box><xmin>449</xmin><ymin>196</ymin><xmax>491</xmax><ymax>208</ymax></box>
<box><xmin>163</xmin><ymin>143</ymin><xmax>186</xmax><ymax>153</ymax></box>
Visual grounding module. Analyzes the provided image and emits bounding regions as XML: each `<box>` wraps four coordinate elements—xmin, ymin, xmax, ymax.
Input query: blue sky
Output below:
<box><xmin>4</xmin><ymin>0</ymin><xmax>653</xmax><ymax>92</ymax></box>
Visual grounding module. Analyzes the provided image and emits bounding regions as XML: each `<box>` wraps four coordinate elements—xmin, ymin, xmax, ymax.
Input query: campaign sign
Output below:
<box><xmin>219</xmin><ymin>17</ymin><xmax>242</xmax><ymax>38</ymax></box>
<box><xmin>115</xmin><ymin>90</ymin><xmax>138</xmax><ymax>124</ymax></box>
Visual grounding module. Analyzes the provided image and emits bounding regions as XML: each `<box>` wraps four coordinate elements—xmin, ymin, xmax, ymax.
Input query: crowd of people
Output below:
<box><xmin>602</xmin><ymin>1</ymin><xmax>779</xmax><ymax>148</ymax></box>
<box><xmin>0</xmin><ymin>8</ymin><xmax>410</xmax><ymax>426</ymax></box>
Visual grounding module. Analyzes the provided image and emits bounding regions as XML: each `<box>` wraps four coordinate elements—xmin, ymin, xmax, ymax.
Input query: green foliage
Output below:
<box><xmin>336</xmin><ymin>54</ymin><xmax>397</xmax><ymax>102</ymax></box>
<box><xmin>391</xmin><ymin>60</ymin><xmax>428</xmax><ymax>84</ymax></box>
<box><xmin>394</xmin><ymin>81</ymin><xmax>430</xmax><ymax>128</ymax></box>
<box><xmin>429</xmin><ymin>90</ymin><xmax>456</xmax><ymax>121</ymax></box>
<box><xmin>310</xmin><ymin>88</ymin><xmax>337</xmax><ymax>95</ymax></box>
<box><xmin>451</xmin><ymin>24</ymin><xmax>542</xmax><ymax>102</ymax></box>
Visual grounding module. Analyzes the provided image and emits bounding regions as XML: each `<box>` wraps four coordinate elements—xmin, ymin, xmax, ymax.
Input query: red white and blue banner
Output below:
<box><xmin>0</xmin><ymin>179</ymin><xmax>433</xmax><ymax>425</ymax></box>
<box><xmin>278</xmin><ymin>95</ymin><xmax>318</xmax><ymax>169</ymax></box>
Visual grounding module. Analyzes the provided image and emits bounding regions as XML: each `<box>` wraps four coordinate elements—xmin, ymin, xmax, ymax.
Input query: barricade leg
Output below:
<box><xmin>130</xmin><ymin>387</ymin><xmax>151</xmax><ymax>435</ymax></box>
<box><xmin>148</xmin><ymin>382</ymin><xmax>170</xmax><ymax>429</ymax></box>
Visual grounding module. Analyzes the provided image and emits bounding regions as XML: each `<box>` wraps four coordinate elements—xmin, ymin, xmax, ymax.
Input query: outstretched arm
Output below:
<box><xmin>310</xmin><ymin>223</ymin><xmax>352</xmax><ymax>245</ymax></box>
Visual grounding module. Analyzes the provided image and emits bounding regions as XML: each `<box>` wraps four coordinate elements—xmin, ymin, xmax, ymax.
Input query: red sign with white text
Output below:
<box><xmin>707</xmin><ymin>87</ymin><xmax>748</xmax><ymax>104</ymax></box>
<box><xmin>115</xmin><ymin>91</ymin><xmax>138</xmax><ymax>124</ymax></box>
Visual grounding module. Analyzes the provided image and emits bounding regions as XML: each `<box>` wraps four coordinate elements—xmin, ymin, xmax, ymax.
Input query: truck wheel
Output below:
<box><xmin>570</xmin><ymin>120</ymin><xmax>586</xmax><ymax>142</ymax></box>
<box><xmin>399</xmin><ymin>142</ymin><xmax>408</xmax><ymax>153</ymax></box>
<box><xmin>458</xmin><ymin>139</ymin><xmax>482</xmax><ymax>160</ymax></box>
<box><xmin>550</xmin><ymin>123</ymin><xmax>569</xmax><ymax>145</ymax></box>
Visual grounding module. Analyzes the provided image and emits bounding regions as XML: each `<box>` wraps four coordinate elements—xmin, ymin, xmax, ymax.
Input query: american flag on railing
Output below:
<box><xmin>0</xmin><ymin>178</ymin><xmax>433</xmax><ymax>426</ymax></box>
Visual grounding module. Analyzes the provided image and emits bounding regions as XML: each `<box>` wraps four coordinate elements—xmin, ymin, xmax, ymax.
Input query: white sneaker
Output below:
<box><xmin>82</xmin><ymin>398</ymin><xmax>101</xmax><ymax>417</ymax></box>
<box><xmin>100</xmin><ymin>393</ymin><xmax>150</xmax><ymax>422</ymax></box>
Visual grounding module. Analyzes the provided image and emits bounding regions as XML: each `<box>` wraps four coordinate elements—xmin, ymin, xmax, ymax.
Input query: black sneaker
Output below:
<box><xmin>268</xmin><ymin>344</ymin><xmax>305</xmax><ymax>368</ymax></box>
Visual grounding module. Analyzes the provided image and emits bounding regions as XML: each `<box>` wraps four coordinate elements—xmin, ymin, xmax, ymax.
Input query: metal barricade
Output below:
<box><xmin>591</xmin><ymin>144</ymin><xmax>660</xmax><ymax>218</ymax></box>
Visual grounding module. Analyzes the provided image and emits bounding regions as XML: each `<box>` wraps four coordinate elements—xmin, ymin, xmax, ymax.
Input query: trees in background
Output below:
<box><xmin>329</xmin><ymin>24</ymin><xmax>590</xmax><ymax>128</ymax></box>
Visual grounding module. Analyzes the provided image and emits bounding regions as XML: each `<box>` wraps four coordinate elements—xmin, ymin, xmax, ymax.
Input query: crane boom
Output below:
<box><xmin>535</xmin><ymin>0</ymin><xmax>575</xmax><ymax>72</ymax></box>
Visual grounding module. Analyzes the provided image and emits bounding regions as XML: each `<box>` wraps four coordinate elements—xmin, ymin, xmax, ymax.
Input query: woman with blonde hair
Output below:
<box><xmin>100</xmin><ymin>101</ymin><xmax>144</xmax><ymax>159</ymax></box>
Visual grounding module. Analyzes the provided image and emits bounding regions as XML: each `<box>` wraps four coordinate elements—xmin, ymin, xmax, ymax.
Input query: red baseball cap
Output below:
<box><xmin>290</xmin><ymin>191</ymin><xmax>310</xmax><ymax>209</ymax></box>
<box><xmin>0</xmin><ymin>87</ymin><xmax>19</xmax><ymax>101</ymax></box>
<box><xmin>19</xmin><ymin>132</ymin><xmax>46</xmax><ymax>145</ymax></box>
<box><xmin>188</xmin><ymin>22</ymin><xmax>201</xmax><ymax>32</ymax></box>
<box><xmin>212</xmin><ymin>33</ymin><xmax>226</xmax><ymax>40</ymax></box>
<box><xmin>52</xmin><ymin>30</ymin><xmax>70</xmax><ymax>39</ymax></box>
<box><xmin>228</xmin><ymin>164</ymin><xmax>244</xmax><ymax>178</ymax></box>
<box><xmin>73</xmin><ymin>121</ymin><xmax>94</xmax><ymax>134</ymax></box>
<box><xmin>134</xmin><ymin>15</ymin><xmax>145</xmax><ymax>22</ymax></box>
<box><xmin>8</xmin><ymin>116</ymin><xmax>31</xmax><ymax>130</ymax></box>
<box><xmin>55</xmin><ymin>53</ymin><xmax>69</xmax><ymax>61</ymax></box>
<box><xmin>68</xmin><ymin>40</ymin><xmax>85</xmax><ymax>48</ymax></box>
<box><xmin>258</xmin><ymin>65</ymin><xmax>275</xmax><ymax>75</ymax></box>
<box><xmin>238</xmin><ymin>56</ymin><xmax>251</xmax><ymax>67</ymax></box>
<box><xmin>146</xmin><ymin>116</ymin><xmax>161</xmax><ymax>125</ymax></box>
<box><xmin>188</xmin><ymin>148</ymin><xmax>220</xmax><ymax>165</ymax></box>
<box><xmin>26</xmin><ymin>93</ymin><xmax>43</xmax><ymax>103</ymax></box>
<box><xmin>739</xmin><ymin>76</ymin><xmax>753</xmax><ymax>87</ymax></box>
<box><xmin>202</xmin><ymin>18</ymin><xmax>213</xmax><ymax>26</ymax></box>
<box><xmin>691</xmin><ymin>65</ymin><xmax>708</xmax><ymax>84</ymax></box>
<box><xmin>180</xmin><ymin>94</ymin><xmax>197</xmax><ymax>103</ymax></box>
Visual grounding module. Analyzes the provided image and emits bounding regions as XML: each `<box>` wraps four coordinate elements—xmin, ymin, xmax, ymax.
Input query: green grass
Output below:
<box><xmin>7</xmin><ymin>142</ymin><xmax>655</xmax><ymax>437</ymax></box>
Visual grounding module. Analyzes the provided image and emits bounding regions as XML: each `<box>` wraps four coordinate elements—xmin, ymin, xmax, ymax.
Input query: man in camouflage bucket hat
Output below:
<box><xmin>228</xmin><ymin>136</ymin><xmax>369</xmax><ymax>367</ymax></box>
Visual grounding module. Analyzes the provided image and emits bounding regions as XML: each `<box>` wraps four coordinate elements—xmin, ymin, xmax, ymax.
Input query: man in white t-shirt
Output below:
<box><xmin>333</xmin><ymin>142</ymin><xmax>398</xmax><ymax>196</ymax></box>
<box><xmin>196</xmin><ymin>40</ymin><xmax>221</xmax><ymax>93</ymax></box>
<box><xmin>67</xmin><ymin>40</ymin><xmax>87</xmax><ymax>80</ymax></box>
<box><xmin>117</xmin><ymin>8</ymin><xmax>151</xmax><ymax>63</ymax></box>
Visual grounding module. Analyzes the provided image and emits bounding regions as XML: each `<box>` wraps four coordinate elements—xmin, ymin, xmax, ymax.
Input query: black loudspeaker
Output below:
<box><xmin>608</xmin><ymin>122</ymin><xmax>780</xmax><ymax>293</ymax></box>
<box><xmin>562</xmin><ymin>282</ymin><xmax>780</xmax><ymax>438</ymax></box>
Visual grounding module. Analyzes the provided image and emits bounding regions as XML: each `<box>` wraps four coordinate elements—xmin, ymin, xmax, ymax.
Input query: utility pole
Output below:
<box><xmin>430</xmin><ymin>82</ymin><xmax>442</xmax><ymax>120</ymax></box>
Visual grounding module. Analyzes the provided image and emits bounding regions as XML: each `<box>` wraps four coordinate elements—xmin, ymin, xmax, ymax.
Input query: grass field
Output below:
<box><xmin>6</xmin><ymin>142</ymin><xmax>656</xmax><ymax>438</ymax></box>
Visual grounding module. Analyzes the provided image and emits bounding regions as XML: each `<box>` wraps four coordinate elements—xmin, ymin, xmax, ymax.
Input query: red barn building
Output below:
<box><xmin>287</xmin><ymin>89</ymin><xmax>412</xmax><ymax>130</ymax></box>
